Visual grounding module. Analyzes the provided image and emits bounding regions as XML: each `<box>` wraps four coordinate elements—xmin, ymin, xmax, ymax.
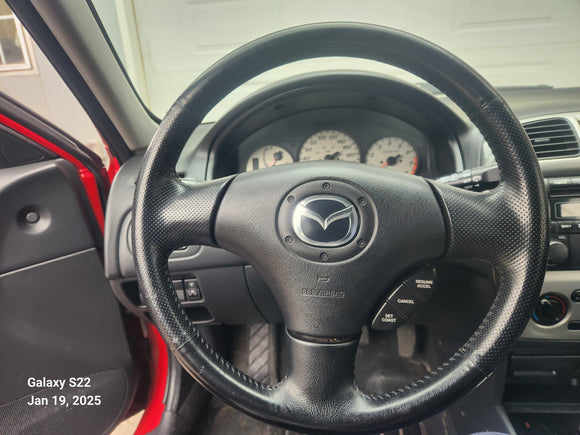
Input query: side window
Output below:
<box><xmin>0</xmin><ymin>0</ymin><xmax>34</xmax><ymax>73</ymax></box>
<box><xmin>0</xmin><ymin>0</ymin><xmax>109</xmax><ymax>167</ymax></box>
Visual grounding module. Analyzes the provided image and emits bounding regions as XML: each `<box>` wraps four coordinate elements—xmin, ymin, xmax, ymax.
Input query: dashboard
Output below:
<box><xmin>104</xmin><ymin>72</ymin><xmax>580</xmax><ymax>348</ymax></box>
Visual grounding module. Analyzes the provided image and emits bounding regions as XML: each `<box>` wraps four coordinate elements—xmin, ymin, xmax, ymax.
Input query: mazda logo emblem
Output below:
<box><xmin>292</xmin><ymin>195</ymin><xmax>359</xmax><ymax>247</ymax></box>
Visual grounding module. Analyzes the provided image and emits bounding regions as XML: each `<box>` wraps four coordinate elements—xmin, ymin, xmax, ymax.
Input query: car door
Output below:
<box><xmin>0</xmin><ymin>92</ymin><xmax>136</xmax><ymax>434</ymax></box>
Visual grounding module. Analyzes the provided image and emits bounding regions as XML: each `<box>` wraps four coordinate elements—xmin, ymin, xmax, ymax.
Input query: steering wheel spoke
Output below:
<box><xmin>283</xmin><ymin>333</ymin><xmax>360</xmax><ymax>410</ymax></box>
<box><xmin>432</xmin><ymin>182</ymin><xmax>522</xmax><ymax>266</ymax></box>
<box><xmin>133</xmin><ymin>176</ymin><xmax>234</xmax><ymax>254</ymax></box>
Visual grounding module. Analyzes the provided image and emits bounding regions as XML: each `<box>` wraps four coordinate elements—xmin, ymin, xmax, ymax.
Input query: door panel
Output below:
<box><xmin>0</xmin><ymin>107</ymin><xmax>136</xmax><ymax>432</ymax></box>
<box><xmin>0</xmin><ymin>160</ymin><xmax>96</xmax><ymax>273</ymax></box>
<box><xmin>0</xmin><ymin>249</ymin><xmax>133</xmax><ymax>435</ymax></box>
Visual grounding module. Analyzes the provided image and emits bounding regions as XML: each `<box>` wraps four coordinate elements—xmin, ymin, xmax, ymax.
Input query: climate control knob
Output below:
<box><xmin>532</xmin><ymin>294</ymin><xmax>567</xmax><ymax>326</ymax></box>
<box><xmin>548</xmin><ymin>240</ymin><xmax>569</xmax><ymax>265</ymax></box>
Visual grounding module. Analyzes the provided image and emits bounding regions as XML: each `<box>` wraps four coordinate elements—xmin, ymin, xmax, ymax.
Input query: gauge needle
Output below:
<box><xmin>381</xmin><ymin>154</ymin><xmax>401</xmax><ymax>168</ymax></box>
<box><xmin>268</xmin><ymin>151</ymin><xmax>283</xmax><ymax>167</ymax></box>
<box><xmin>325</xmin><ymin>151</ymin><xmax>341</xmax><ymax>160</ymax></box>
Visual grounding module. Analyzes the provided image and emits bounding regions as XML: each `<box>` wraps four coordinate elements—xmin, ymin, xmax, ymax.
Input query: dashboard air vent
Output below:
<box><xmin>523</xmin><ymin>118</ymin><xmax>580</xmax><ymax>159</ymax></box>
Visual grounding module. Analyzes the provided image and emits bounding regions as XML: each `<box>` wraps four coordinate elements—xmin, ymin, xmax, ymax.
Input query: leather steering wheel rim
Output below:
<box><xmin>132</xmin><ymin>23</ymin><xmax>549</xmax><ymax>432</ymax></box>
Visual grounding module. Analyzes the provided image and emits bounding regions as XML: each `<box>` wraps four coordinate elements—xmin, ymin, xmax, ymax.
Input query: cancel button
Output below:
<box><xmin>387</xmin><ymin>284</ymin><xmax>422</xmax><ymax>317</ymax></box>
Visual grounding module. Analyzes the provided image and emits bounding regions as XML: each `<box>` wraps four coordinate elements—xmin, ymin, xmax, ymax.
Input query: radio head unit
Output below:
<box><xmin>548</xmin><ymin>177</ymin><xmax>580</xmax><ymax>269</ymax></box>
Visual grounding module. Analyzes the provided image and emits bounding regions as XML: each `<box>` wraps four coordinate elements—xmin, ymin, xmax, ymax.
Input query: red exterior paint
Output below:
<box><xmin>0</xmin><ymin>113</ymin><xmax>106</xmax><ymax>232</ymax></box>
<box><xmin>78</xmin><ymin>167</ymin><xmax>105</xmax><ymax>232</ymax></box>
<box><xmin>134</xmin><ymin>325</ymin><xmax>169</xmax><ymax>435</ymax></box>
<box><xmin>104</xmin><ymin>143</ymin><xmax>121</xmax><ymax>183</ymax></box>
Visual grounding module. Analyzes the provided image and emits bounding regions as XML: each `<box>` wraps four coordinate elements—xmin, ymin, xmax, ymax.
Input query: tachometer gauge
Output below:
<box><xmin>366</xmin><ymin>137</ymin><xmax>419</xmax><ymax>174</ymax></box>
<box><xmin>299</xmin><ymin>130</ymin><xmax>360</xmax><ymax>163</ymax></box>
<box><xmin>245</xmin><ymin>145</ymin><xmax>294</xmax><ymax>171</ymax></box>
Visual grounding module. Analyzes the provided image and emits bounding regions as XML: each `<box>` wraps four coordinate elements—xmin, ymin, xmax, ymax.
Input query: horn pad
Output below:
<box><xmin>277</xmin><ymin>179</ymin><xmax>376</xmax><ymax>262</ymax></box>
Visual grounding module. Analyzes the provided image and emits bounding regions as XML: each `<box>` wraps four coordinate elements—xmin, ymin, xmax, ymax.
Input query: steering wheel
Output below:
<box><xmin>132</xmin><ymin>23</ymin><xmax>548</xmax><ymax>432</ymax></box>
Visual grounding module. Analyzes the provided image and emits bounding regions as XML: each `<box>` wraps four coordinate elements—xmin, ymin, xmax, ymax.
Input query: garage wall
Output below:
<box><xmin>106</xmin><ymin>0</ymin><xmax>580</xmax><ymax>119</ymax></box>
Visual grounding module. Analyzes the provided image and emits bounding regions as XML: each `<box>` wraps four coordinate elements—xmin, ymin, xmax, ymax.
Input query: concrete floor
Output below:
<box><xmin>110</xmin><ymin>410</ymin><xmax>143</xmax><ymax>435</ymax></box>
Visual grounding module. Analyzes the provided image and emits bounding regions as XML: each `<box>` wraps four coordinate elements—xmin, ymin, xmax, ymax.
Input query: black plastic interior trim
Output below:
<box><xmin>83</xmin><ymin>0</ymin><xmax>161</xmax><ymax>125</ymax></box>
<box><xmin>198</xmin><ymin>72</ymin><xmax>466</xmax><ymax>181</ymax></box>
<box><xmin>287</xmin><ymin>329</ymin><xmax>361</xmax><ymax>344</ymax></box>
<box><xmin>0</xmin><ymin>248</ymin><xmax>136</xmax><ymax>432</ymax></box>
<box><xmin>0</xmin><ymin>159</ymin><xmax>99</xmax><ymax>273</ymax></box>
<box><xmin>0</xmin><ymin>91</ymin><xmax>108</xmax><ymax>207</ymax></box>
<box><xmin>0</xmin><ymin>123</ymin><xmax>55</xmax><ymax>168</ymax></box>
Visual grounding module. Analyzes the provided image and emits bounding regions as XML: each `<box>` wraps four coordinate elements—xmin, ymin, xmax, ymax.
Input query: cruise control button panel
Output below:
<box><xmin>370</xmin><ymin>265</ymin><xmax>438</xmax><ymax>331</ymax></box>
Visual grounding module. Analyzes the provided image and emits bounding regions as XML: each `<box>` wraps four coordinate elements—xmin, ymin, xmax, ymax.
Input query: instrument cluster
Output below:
<box><xmin>244</xmin><ymin>128</ymin><xmax>421</xmax><ymax>175</ymax></box>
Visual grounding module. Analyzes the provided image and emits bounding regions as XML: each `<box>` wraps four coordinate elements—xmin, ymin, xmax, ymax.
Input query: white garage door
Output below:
<box><xmin>102</xmin><ymin>0</ymin><xmax>580</xmax><ymax>119</ymax></box>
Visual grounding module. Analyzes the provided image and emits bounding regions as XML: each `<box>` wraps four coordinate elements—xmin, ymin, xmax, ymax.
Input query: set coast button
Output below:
<box><xmin>371</xmin><ymin>302</ymin><xmax>405</xmax><ymax>331</ymax></box>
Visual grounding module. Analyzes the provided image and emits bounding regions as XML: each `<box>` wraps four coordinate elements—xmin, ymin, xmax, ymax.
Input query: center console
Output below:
<box><xmin>520</xmin><ymin>177</ymin><xmax>580</xmax><ymax>340</ymax></box>
<box><xmin>507</xmin><ymin>177</ymin><xmax>580</xmax><ymax>427</ymax></box>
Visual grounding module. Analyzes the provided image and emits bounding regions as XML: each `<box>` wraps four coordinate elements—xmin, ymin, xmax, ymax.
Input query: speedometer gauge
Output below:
<box><xmin>245</xmin><ymin>145</ymin><xmax>294</xmax><ymax>171</ymax></box>
<box><xmin>299</xmin><ymin>130</ymin><xmax>360</xmax><ymax>163</ymax></box>
<box><xmin>366</xmin><ymin>137</ymin><xmax>419</xmax><ymax>174</ymax></box>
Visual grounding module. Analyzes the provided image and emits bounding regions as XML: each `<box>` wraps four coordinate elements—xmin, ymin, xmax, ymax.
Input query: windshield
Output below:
<box><xmin>90</xmin><ymin>0</ymin><xmax>580</xmax><ymax>121</ymax></box>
